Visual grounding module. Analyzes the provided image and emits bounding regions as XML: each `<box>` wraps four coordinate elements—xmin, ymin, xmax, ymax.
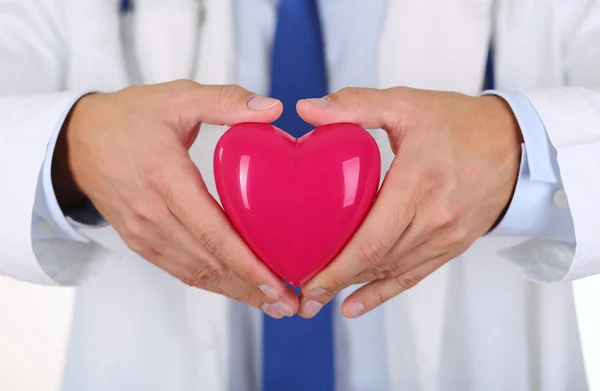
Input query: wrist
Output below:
<box><xmin>51</xmin><ymin>94</ymin><xmax>98</xmax><ymax>210</ymax></box>
<box><xmin>479</xmin><ymin>95</ymin><xmax>523</xmax><ymax>230</ymax></box>
<box><xmin>480</xmin><ymin>95</ymin><xmax>524</xmax><ymax>144</ymax></box>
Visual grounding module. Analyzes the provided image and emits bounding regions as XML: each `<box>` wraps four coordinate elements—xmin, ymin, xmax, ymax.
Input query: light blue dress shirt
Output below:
<box><xmin>32</xmin><ymin>1</ymin><xmax>573</xmax><ymax>389</ymax></box>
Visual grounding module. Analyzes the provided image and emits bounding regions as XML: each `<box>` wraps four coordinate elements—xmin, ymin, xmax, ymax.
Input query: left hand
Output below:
<box><xmin>295</xmin><ymin>87</ymin><xmax>523</xmax><ymax>319</ymax></box>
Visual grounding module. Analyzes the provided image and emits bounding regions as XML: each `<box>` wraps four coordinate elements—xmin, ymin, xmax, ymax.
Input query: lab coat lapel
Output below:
<box><xmin>64</xmin><ymin>0</ymin><xmax>129</xmax><ymax>90</ymax></box>
<box><xmin>134</xmin><ymin>0</ymin><xmax>235</xmax><ymax>388</ymax></box>
<box><xmin>192</xmin><ymin>0</ymin><xmax>236</xmax><ymax>85</ymax></box>
<box><xmin>133</xmin><ymin>0</ymin><xmax>204</xmax><ymax>83</ymax></box>
<box><xmin>379</xmin><ymin>0</ymin><xmax>493</xmax><ymax>94</ymax></box>
<box><xmin>378</xmin><ymin>1</ymin><xmax>493</xmax><ymax>390</ymax></box>
<box><xmin>179</xmin><ymin>1</ymin><xmax>236</xmax><ymax>390</ymax></box>
<box><xmin>493</xmin><ymin>0</ymin><xmax>563</xmax><ymax>90</ymax></box>
<box><xmin>132</xmin><ymin>0</ymin><xmax>235</xmax><ymax>84</ymax></box>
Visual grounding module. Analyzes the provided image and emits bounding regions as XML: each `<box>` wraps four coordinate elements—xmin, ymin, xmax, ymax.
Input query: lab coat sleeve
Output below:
<box><xmin>37</xmin><ymin>95</ymin><xmax>108</xmax><ymax>243</ymax></box>
<box><xmin>0</xmin><ymin>0</ymin><xmax>119</xmax><ymax>286</ymax></box>
<box><xmin>494</xmin><ymin>0</ymin><xmax>600</xmax><ymax>283</ymax></box>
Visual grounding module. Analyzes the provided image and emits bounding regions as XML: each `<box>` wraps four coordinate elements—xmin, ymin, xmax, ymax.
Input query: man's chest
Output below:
<box><xmin>66</xmin><ymin>0</ymin><xmax>496</xmax><ymax>88</ymax></box>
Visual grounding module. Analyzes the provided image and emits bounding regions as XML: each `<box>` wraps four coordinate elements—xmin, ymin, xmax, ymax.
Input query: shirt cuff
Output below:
<box><xmin>34</xmin><ymin>93</ymin><xmax>107</xmax><ymax>243</ymax></box>
<box><xmin>483</xmin><ymin>90</ymin><xmax>574</xmax><ymax>243</ymax></box>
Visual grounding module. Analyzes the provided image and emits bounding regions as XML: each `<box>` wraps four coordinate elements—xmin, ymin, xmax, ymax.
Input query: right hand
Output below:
<box><xmin>52</xmin><ymin>80</ymin><xmax>298</xmax><ymax>318</ymax></box>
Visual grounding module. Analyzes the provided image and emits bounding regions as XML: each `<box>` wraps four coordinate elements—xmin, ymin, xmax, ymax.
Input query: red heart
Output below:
<box><xmin>214</xmin><ymin>123</ymin><xmax>381</xmax><ymax>286</ymax></box>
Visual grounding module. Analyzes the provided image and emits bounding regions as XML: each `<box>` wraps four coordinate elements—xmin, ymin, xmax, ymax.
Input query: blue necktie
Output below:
<box><xmin>262</xmin><ymin>1</ymin><xmax>335</xmax><ymax>390</ymax></box>
<box><xmin>270</xmin><ymin>0</ymin><xmax>329</xmax><ymax>138</ymax></box>
<box><xmin>484</xmin><ymin>44</ymin><xmax>495</xmax><ymax>90</ymax></box>
<box><xmin>119</xmin><ymin>0</ymin><xmax>131</xmax><ymax>12</ymax></box>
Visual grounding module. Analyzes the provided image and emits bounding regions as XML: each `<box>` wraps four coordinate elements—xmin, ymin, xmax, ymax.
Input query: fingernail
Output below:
<box><xmin>258</xmin><ymin>285</ymin><xmax>279</xmax><ymax>300</ymax></box>
<box><xmin>305</xmin><ymin>288</ymin><xmax>328</xmax><ymax>298</ymax></box>
<box><xmin>304</xmin><ymin>98</ymin><xmax>330</xmax><ymax>108</ymax></box>
<box><xmin>302</xmin><ymin>300</ymin><xmax>323</xmax><ymax>318</ymax></box>
<box><xmin>274</xmin><ymin>301</ymin><xmax>294</xmax><ymax>317</ymax></box>
<box><xmin>346</xmin><ymin>301</ymin><xmax>365</xmax><ymax>318</ymax></box>
<box><xmin>247</xmin><ymin>96</ymin><xmax>280</xmax><ymax>111</ymax></box>
<box><xmin>261</xmin><ymin>303</ymin><xmax>284</xmax><ymax>319</ymax></box>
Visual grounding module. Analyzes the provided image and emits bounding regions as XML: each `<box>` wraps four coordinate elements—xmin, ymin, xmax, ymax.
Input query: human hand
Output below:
<box><xmin>296</xmin><ymin>87</ymin><xmax>523</xmax><ymax>318</ymax></box>
<box><xmin>52</xmin><ymin>80</ymin><xmax>299</xmax><ymax>318</ymax></box>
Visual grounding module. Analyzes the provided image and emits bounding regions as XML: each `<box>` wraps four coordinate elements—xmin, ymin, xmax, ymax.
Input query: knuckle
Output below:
<box><xmin>237</xmin><ymin>266</ymin><xmax>255</xmax><ymax>283</ymax></box>
<box><xmin>178</xmin><ymin>272</ymin><xmax>194</xmax><ymax>288</ymax></box>
<box><xmin>357</xmin><ymin>265</ymin><xmax>396</xmax><ymax>281</ymax></box>
<box><xmin>126</xmin><ymin>239</ymin><xmax>146</xmax><ymax>254</ymax></box>
<box><xmin>384</xmin><ymin>87</ymin><xmax>409</xmax><ymax>126</ymax></box>
<box><xmin>185</xmin><ymin>264</ymin><xmax>225</xmax><ymax>287</ymax></box>
<box><xmin>197</xmin><ymin>231</ymin><xmax>224</xmax><ymax>258</ymax></box>
<box><xmin>218</xmin><ymin>84</ymin><xmax>244</xmax><ymax>112</ymax></box>
<box><xmin>378</xmin><ymin>265</ymin><xmax>398</xmax><ymax>280</ymax></box>
<box><xmin>239</xmin><ymin>291</ymin><xmax>256</xmax><ymax>305</ymax></box>
<box><xmin>394</xmin><ymin>272</ymin><xmax>423</xmax><ymax>291</ymax></box>
<box><xmin>416</xmin><ymin>171</ymin><xmax>444</xmax><ymax>207</ymax></box>
<box><xmin>219</xmin><ymin>266</ymin><xmax>234</xmax><ymax>282</ymax></box>
<box><xmin>131</xmin><ymin>201</ymin><xmax>159</xmax><ymax>224</ymax></box>
<box><xmin>142</xmin><ymin>169</ymin><xmax>170</xmax><ymax>196</ymax></box>
<box><xmin>433</xmin><ymin>206</ymin><xmax>458</xmax><ymax>229</ymax></box>
<box><xmin>241</xmin><ymin>291</ymin><xmax>262</xmax><ymax>306</ymax></box>
<box><xmin>455</xmin><ymin>243</ymin><xmax>472</xmax><ymax>257</ymax></box>
<box><xmin>171</xmin><ymin>79</ymin><xmax>197</xmax><ymax>93</ymax></box>
<box><xmin>357</xmin><ymin>239</ymin><xmax>387</xmax><ymax>267</ymax></box>
<box><xmin>119</xmin><ymin>85</ymin><xmax>141</xmax><ymax>99</ymax></box>
<box><xmin>448</xmin><ymin>225</ymin><xmax>471</xmax><ymax>246</ymax></box>
<box><xmin>226</xmin><ymin>288</ymin><xmax>260</xmax><ymax>306</ymax></box>
<box><xmin>338</xmin><ymin>87</ymin><xmax>363</xmax><ymax>108</ymax></box>
<box><xmin>322</xmin><ymin>274</ymin><xmax>344</xmax><ymax>293</ymax></box>
<box><xmin>122</xmin><ymin>219</ymin><xmax>146</xmax><ymax>243</ymax></box>
<box><xmin>374</xmin><ymin>290</ymin><xmax>387</xmax><ymax>306</ymax></box>
<box><xmin>388</xmin><ymin>86</ymin><xmax>412</xmax><ymax>104</ymax></box>
<box><xmin>386</xmin><ymin>86</ymin><xmax>411</xmax><ymax>108</ymax></box>
<box><xmin>137</xmin><ymin>249</ymin><xmax>156</xmax><ymax>260</ymax></box>
<box><xmin>388</xmin><ymin>86</ymin><xmax>407</xmax><ymax>97</ymax></box>
<box><xmin>179</xmin><ymin>275</ymin><xmax>198</xmax><ymax>288</ymax></box>
<box><xmin>353</xmin><ymin>269</ymin><xmax>372</xmax><ymax>282</ymax></box>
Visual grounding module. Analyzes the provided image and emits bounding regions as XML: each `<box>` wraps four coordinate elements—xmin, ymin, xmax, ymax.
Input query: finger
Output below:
<box><xmin>140</xmin><ymin>219</ymin><xmax>300</xmax><ymax>318</ymax></box>
<box><xmin>112</xmin><ymin>197</ymin><xmax>295</xmax><ymax>313</ymax></box>
<box><xmin>157</xmin><ymin>208</ymin><xmax>299</xmax><ymax>314</ymax></box>
<box><xmin>348</xmin><ymin>206</ymin><xmax>449</xmax><ymax>284</ymax></box>
<box><xmin>298</xmin><ymin>235</ymin><xmax>432</xmax><ymax>319</ymax></box>
<box><xmin>147</xmin><ymin>251</ymin><xmax>297</xmax><ymax>318</ymax></box>
<box><xmin>221</xmin><ymin>273</ymin><xmax>299</xmax><ymax>319</ymax></box>
<box><xmin>108</xmin><ymin>205</ymin><xmax>171</xmax><ymax>257</ymax></box>
<box><xmin>170</xmin><ymin>81</ymin><xmax>283</xmax><ymax>126</ymax></box>
<box><xmin>163</xmin><ymin>159</ymin><xmax>298</xmax><ymax>305</ymax></box>
<box><xmin>299</xmin><ymin>179</ymin><xmax>415</xmax><ymax>317</ymax></box>
<box><xmin>349</xmin><ymin>237</ymin><xmax>436</xmax><ymax>285</ymax></box>
<box><xmin>341</xmin><ymin>254</ymin><xmax>452</xmax><ymax>318</ymax></box>
<box><xmin>296</xmin><ymin>87</ymin><xmax>402</xmax><ymax>130</ymax></box>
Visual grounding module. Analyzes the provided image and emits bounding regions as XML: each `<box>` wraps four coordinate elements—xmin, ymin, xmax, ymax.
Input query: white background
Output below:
<box><xmin>1</xmin><ymin>275</ymin><xmax>599</xmax><ymax>391</ymax></box>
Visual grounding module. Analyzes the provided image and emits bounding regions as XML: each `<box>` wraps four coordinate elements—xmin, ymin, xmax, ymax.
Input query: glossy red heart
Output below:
<box><xmin>213</xmin><ymin>122</ymin><xmax>381</xmax><ymax>286</ymax></box>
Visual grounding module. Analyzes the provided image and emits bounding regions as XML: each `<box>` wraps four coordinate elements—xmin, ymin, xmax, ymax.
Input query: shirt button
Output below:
<box><xmin>553</xmin><ymin>189</ymin><xmax>568</xmax><ymax>207</ymax></box>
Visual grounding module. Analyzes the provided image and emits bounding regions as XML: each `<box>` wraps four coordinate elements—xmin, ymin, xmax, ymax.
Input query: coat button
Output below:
<box><xmin>553</xmin><ymin>189</ymin><xmax>568</xmax><ymax>207</ymax></box>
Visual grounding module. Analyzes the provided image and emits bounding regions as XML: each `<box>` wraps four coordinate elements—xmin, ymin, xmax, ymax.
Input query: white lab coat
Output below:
<box><xmin>0</xmin><ymin>0</ymin><xmax>599</xmax><ymax>390</ymax></box>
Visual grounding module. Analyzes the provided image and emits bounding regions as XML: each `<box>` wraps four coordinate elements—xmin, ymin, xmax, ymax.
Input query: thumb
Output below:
<box><xmin>296</xmin><ymin>87</ymin><xmax>400</xmax><ymax>130</ymax></box>
<box><xmin>174</xmin><ymin>81</ymin><xmax>283</xmax><ymax>126</ymax></box>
